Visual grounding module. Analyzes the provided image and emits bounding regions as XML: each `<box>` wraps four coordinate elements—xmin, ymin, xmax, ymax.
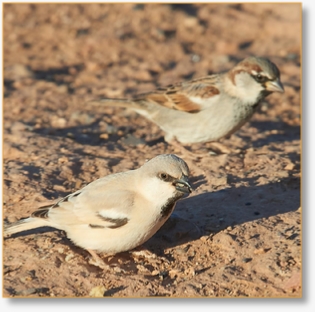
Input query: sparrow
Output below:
<box><xmin>90</xmin><ymin>56</ymin><xmax>284</xmax><ymax>155</ymax></box>
<box><xmin>4</xmin><ymin>154</ymin><xmax>192</xmax><ymax>270</ymax></box>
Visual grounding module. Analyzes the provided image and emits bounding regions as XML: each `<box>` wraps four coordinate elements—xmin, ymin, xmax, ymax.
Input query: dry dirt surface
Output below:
<box><xmin>2</xmin><ymin>3</ymin><xmax>301</xmax><ymax>298</ymax></box>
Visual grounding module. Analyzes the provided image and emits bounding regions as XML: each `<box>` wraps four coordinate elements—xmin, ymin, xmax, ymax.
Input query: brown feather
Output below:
<box><xmin>228</xmin><ymin>61</ymin><xmax>263</xmax><ymax>85</ymax></box>
<box><xmin>136</xmin><ymin>77</ymin><xmax>221</xmax><ymax>113</ymax></box>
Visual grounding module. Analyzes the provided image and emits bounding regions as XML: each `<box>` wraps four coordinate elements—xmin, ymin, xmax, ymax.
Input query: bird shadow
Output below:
<box><xmin>3</xmin><ymin>161</ymin><xmax>70</xmax><ymax>200</ymax></box>
<box><xmin>4</xmin><ymin>63</ymin><xmax>84</xmax><ymax>98</ymax></box>
<box><xmin>31</xmin><ymin>118</ymin><xmax>127</xmax><ymax>148</ymax></box>
<box><xmin>238</xmin><ymin>120</ymin><xmax>300</xmax><ymax>149</ymax></box>
<box><xmin>143</xmin><ymin>174</ymin><xmax>300</xmax><ymax>255</ymax></box>
<box><xmin>26</xmin><ymin>118</ymin><xmax>164</xmax><ymax>153</ymax></box>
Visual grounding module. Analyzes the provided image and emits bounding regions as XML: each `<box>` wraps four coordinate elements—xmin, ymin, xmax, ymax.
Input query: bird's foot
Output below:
<box><xmin>87</xmin><ymin>249</ymin><xmax>125</xmax><ymax>273</ymax></box>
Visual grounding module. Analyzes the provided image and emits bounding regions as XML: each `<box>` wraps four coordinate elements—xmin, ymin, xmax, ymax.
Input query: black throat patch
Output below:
<box><xmin>160</xmin><ymin>193</ymin><xmax>183</xmax><ymax>219</ymax></box>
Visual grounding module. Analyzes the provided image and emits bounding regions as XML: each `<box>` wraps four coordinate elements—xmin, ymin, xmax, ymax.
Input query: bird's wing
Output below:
<box><xmin>32</xmin><ymin>173</ymin><xmax>136</xmax><ymax>229</ymax></box>
<box><xmin>135</xmin><ymin>75</ymin><xmax>221</xmax><ymax>113</ymax></box>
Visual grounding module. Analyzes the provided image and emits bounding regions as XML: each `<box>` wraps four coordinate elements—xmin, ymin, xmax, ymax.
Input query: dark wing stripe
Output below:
<box><xmin>97</xmin><ymin>214</ymin><xmax>129</xmax><ymax>229</ymax></box>
<box><xmin>31</xmin><ymin>190</ymin><xmax>82</xmax><ymax>219</ymax></box>
<box><xmin>89</xmin><ymin>224</ymin><xmax>105</xmax><ymax>229</ymax></box>
<box><xmin>54</xmin><ymin>191</ymin><xmax>81</xmax><ymax>206</ymax></box>
<box><xmin>31</xmin><ymin>205</ymin><xmax>52</xmax><ymax>219</ymax></box>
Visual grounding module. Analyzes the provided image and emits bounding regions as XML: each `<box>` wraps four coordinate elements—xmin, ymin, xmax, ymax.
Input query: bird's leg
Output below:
<box><xmin>87</xmin><ymin>249</ymin><xmax>110</xmax><ymax>269</ymax></box>
<box><xmin>165</xmin><ymin>138</ymin><xmax>208</xmax><ymax>177</ymax></box>
<box><xmin>205</xmin><ymin>141</ymin><xmax>231</xmax><ymax>155</ymax></box>
<box><xmin>168</xmin><ymin>138</ymin><xmax>201</xmax><ymax>160</ymax></box>
<box><xmin>87</xmin><ymin>249</ymin><xmax>123</xmax><ymax>273</ymax></box>
<box><xmin>167</xmin><ymin>134</ymin><xmax>231</xmax><ymax>157</ymax></box>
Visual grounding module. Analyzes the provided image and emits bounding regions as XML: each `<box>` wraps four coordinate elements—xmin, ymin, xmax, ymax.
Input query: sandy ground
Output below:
<box><xmin>2</xmin><ymin>3</ymin><xmax>301</xmax><ymax>298</ymax></box>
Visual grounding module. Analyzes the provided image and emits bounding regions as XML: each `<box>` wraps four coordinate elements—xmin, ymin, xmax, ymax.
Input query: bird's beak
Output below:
<box><xmin>174</xmin><ymin>176</ymin><xmax>192</xmax><ymax>194</ymax></box>
<box><xmin>265</xmin><ymin>79</ymin><xmax>284</xmax><ymax>93</ymax></box>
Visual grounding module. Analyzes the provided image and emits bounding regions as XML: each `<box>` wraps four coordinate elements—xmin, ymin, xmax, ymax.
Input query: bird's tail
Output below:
<box><xmin>4</xmin><ymin>217</ymin><xmax>49</xmax><ymax>237</ymax></box>
<box><xmin>88</xmin><ymin>98</ymin><xmax>143</xmax><ymax>110</ymax></box>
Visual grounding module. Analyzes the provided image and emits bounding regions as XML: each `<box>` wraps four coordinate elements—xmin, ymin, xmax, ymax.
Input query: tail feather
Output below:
<box><xmin>4</xmin><ymin>217</ymin><xmax>50</xmax><ymax>237</ymax></box>
<box><xmin>88</xmin><ymin>98</ymin><xmax>143</xmax><ymax>110</ymax></box>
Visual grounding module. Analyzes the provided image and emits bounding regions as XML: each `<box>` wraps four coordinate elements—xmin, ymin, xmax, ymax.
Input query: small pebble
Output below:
<box><xmin>168</xmin><ymin>269</ymin><xmax>179</xmax><ymax>279</ymax></box>
<box><xmin>121</xmin><ymin>134</ymin><xmax>145</xmax><ymax>146</ymax></box>
<box><xmin>200</xmin><ymin>235</ymin><xmax>209</xmax><ymax>242</ymax></box>
<box><xmin>184</xmin><ymin>267</ymin><xmax>195</xmax><ymax>276</ymax></box>
<box><xmin>254</xmin><ymin>248</ymin><xmax>267</xmax><ymax>255</ymax></box>
<box><xmin>191</xmin><ymin>54</ymin><xmax>201</xmax><ymax>63</ymax></box>
<box><xmin>99</xmin><ymin>133</ymin><xmax>109</xmax><ymax>140</ymax></box>
<box><xmin>58</xmin><ymin>156</ymin><xmax>68</xmax><ymax>164</ymax></box>
<box><xmin>65</xmin><ymin>253</ymin><xmax>75</xmax><ymax>262</ymax></box>
<box><xmin>89</xmin><ymin>285</ymin><xmax>107</xmax><ymax>297</ymax></box>
<box><xmin>242</xmin><ymin>258</ymin><xmax>253</xmax><ymax>263</ymax></box>
<box><xmin>285</xmin><ymin>163</ymin><xmax>295</xmax><ymax>170</ymax></box>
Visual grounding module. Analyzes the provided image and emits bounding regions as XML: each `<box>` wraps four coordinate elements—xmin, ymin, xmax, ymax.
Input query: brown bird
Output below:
<box><xmin>90</xmin><ymin>56</ymin><xmax>284</xmax><ymax>156</ymax></box>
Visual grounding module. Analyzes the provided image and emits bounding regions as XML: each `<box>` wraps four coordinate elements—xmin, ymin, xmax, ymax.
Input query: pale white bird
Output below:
<box><xmin>4</xmin><ymin>154</ymin><xmax>192</xmax><ymax>270</ymax></box>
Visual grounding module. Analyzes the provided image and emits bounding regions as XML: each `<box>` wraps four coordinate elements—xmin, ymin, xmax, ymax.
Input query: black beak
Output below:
<box><xmin>174</xmin><ymin>176</ymin><xmax>192</xmax><ymax>194</ymax></box>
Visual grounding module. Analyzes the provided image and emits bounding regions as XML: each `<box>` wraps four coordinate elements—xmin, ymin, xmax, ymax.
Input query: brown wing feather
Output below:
<box><xmin>135</xmin><ymin>75</ymin><xmax>221</xmax><ymax>113</ymax></box>
<box><xmin>144</xmin><ymin>93</ymin><xmax>201</xmax><ymax>113</ymax></box>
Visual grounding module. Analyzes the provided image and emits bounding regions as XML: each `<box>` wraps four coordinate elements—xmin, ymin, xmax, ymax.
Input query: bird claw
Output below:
<box><xmin>87</xmin><ymin>249</ymin><xmax>126</xmax><ymax>273</ymax></box>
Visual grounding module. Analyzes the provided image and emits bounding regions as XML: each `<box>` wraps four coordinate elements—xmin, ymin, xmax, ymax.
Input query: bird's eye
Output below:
<box><xmin>254</xmin><ymin>73</ymin><xmax>267</xmax><ymax>83</ymax></box>
<box><xmin>159</xmin><ymin>173</ymin><xmax>170</xmax><ymax>181</ymax></box>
